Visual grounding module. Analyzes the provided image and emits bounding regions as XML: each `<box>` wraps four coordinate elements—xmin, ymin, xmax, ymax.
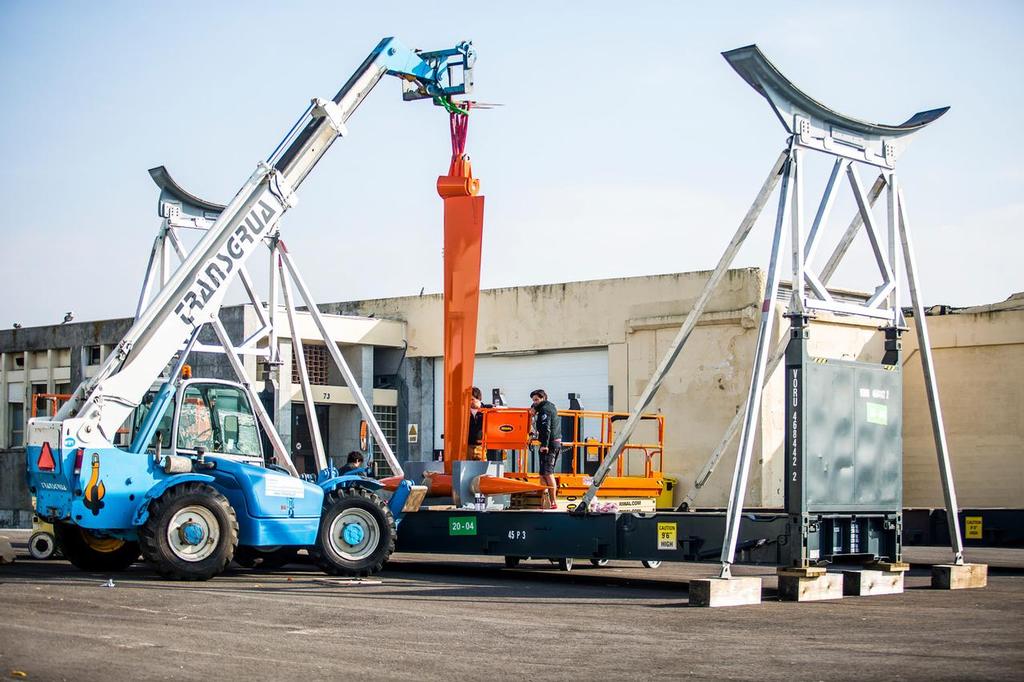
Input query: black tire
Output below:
<box><xmin>642</xmin><ymin>560</ymin><xmax>662</xmax><ymax>569</ymax></box>
<box><xmin>312</xmin><ymin>487</ymin><xmax>395</xmax><ymax>577</ymax></box>
<box><xmin>234</xmin><ymin>546</ymin><xmax>298</xmax><ymax>570</ymax></box>
<box><xmin>53</xmin><ymin>521</ymin><xmax>140</xmax><ymax>572</ymax></box>
<box><xmin>504</xmin><ymin>556</ymin><xmax>521</xmax><ymax>568</ymax></box>
<box><xmin>589</xmin><ymin>558</ymin><xmax>609</xmax><ymax>567</ymax></box>
<box><xmin>29</xmin><ymin>532</ymin><xmax>57</xmax><ymax>560</ymax></box>
<box><xmin>139</xmin><ymin>483</ymin><xmax>238</xmax><ymax>581</ymax></box>
<box><xmin>558</xmin><ymin>557</ymin><xmax>574</xmax><ymax>572</ymax></box>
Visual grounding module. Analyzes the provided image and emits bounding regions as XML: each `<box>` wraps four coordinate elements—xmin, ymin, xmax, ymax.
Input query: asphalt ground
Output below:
<box><xmin>1</xmin><ymin>530</ymin><xmax>1022</xmax><ymax>681</ymax></box>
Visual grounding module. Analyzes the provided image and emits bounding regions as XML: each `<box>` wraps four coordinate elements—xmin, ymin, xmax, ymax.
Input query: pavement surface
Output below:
<box><xmin>1</xmin><ymin>530</ymin><xmax>1022</xmax><ymax>681</ymax></box>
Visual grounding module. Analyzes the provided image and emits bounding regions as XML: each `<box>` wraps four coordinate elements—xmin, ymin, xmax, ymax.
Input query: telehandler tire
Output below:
<box><xmin>53</xmin><ymin>522</ymin><xmax>140</xmax><ymax>572</ymax></box>
<box><xmin>312</xmin><ymin>487</ymin><xmax>395</xmax><ymax>577</ymax></box>
<box><xmin>139</xmin><ymin>482</ymin><xmax>237</xmax><ymax>581</ymax></box>
<box><xmin>29</xmin><ymin>532</ymin><xmax>58</xmax><ymax>560</ymax></box>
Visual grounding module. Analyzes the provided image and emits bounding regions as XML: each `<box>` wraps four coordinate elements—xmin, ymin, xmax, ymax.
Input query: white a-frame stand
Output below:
<box><xmin>574</xmin><ymin>45</ymin><xmax>966</xmax><ymax>578</ymax></box>
<box><xmin>136</xmin><ymin>166</ymin><xmax>402</xmax><ymax>480</ymax></box>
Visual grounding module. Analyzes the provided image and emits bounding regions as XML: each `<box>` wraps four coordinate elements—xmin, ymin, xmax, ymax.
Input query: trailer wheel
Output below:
<box><xmin>234</xmin><ymin>546</ymin><xmax>298</xmax><ymax>570</ymax></box>
<box><xmin>312</xmin><ymin>487</ymin><xmax>395</xmax><ymax>577</ymax></box>
<box><xmin>29</xmin><ymin>532</ymin><xmax>57</xmax><ymax>560</ymax></box>
<box><xmin>504</xmin><ymin>556</ymin><xmax>521</xmax><ymax>568</ymax></box>
<box><xmin>558</xmin><ymin>557</ymin><xmax>574</xmax><ymax>572</ymax></box>
<box><xmin>139</xmin><ymin>483</ymin><xmax>238</xmax><ymax>581</ymax></box>
<box><xmin>642</xmin><ymin>560</ymin><xmax>662</xmax><ymax>569</ymax></box>
<box><xmin>53</xmin><ymin>522</ymin><xmax>140</xmax><ymax>572</ymax></box>
<box><xmin>589</xmin><ymin>558</ymin><xmax>609</xmax><ymax>567</ymax></box>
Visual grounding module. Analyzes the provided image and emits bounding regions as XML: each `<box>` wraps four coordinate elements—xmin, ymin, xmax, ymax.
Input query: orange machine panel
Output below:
<box><xmin>481</xmin><ymin>408</ymin><xmax>531</xmax><ymax>449</ymax></box>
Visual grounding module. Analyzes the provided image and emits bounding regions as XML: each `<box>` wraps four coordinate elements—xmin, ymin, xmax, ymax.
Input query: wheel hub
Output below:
<box><xmin>342</xmin><ymin>522</ymin><xmax>365</xmax><ymax>546</ymax></box>
<box><xmin>328</xmin><ymin>507</ymin><xmax>380</xmax><ymax>562</ymax></box>
<box><xmin>166</xmin><ymin>505</ymin><xmax>220</xmax><ymax>563</ymax></box>
<box><xmin>177</xmin><ymin>521</ymin><xmax>205</xmax><ymax>546</ymax></box>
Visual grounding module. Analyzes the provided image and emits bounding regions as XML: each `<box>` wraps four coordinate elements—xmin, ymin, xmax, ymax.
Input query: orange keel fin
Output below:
<box><xmin>438</xmin><ymin>106</ymin><xmax>484</xmax><ymax>474</ymax></box>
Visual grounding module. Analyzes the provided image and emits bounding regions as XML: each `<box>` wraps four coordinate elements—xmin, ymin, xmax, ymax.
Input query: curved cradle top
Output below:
<box><xmin>723</xmin><ymin>44</ymin><xmax>948</xmax><ymax>164</ymax></box>
<box><xmin>148</xmin><ymin>165</ymin><xmax>226</xmax><ymax>217</ymax></box>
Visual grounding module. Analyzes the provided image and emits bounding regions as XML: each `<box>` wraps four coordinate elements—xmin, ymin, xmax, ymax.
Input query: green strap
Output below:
<box><xmin>434</xmin><ymin>96</ymin><xmax>469</xmax><ymax>116</ymax></box>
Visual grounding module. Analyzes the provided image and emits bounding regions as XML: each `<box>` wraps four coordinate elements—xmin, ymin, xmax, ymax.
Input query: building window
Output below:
<box><xmin>372</xmin><ymin>405</ymin><xmax>398</xmax><ymax>449</ymax></box>
<box><xmin>292</xmin><ymin>344</ymin><xmax>329</xmax><ymax>385</ymax></box>
<box><xmin>14</xmin><ymin>356</ymin><xmax>24</xmax><ymax>368</ymax></box>
<box><xmin>87</xmin><ymin>346</ymin><xmax>102</xmax><ymax>365</ymax></box>
<box><xmin>9</xmin><ymin>403</ymin><xmax>24</xmax><ymax>447</ymax></box>
<box><xmin>371</xmin><ymin>405</ymin><xmax>398</xmax><ymax>477</ymax></box>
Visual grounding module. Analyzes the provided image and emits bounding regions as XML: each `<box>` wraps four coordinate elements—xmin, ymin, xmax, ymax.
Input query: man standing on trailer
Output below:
<box><xmin>530</xmin><ymin>389</ymin><xmax>561</xmax><ymax>509</ymax></box>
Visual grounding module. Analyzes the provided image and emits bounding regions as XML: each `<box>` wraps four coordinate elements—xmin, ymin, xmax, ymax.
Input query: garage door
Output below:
<box><xmin>432</xmin><ymin>348</ymin><xmax>609</xmax><ymax>449</ymax></box>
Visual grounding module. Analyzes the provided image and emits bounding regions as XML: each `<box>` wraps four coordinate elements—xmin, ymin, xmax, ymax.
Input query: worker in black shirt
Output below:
<box><xmin>339</xmin><ymin>451</ymin><xmax>365</xmax><ymax>475</ymax></box>
<box><xmin>530</xmin><ymin>389</ymin><xmax>561</xmax><ymax>509</ymax></box>
<box><xmin>468</xmin><ymin>386</ymin><xmax>487</xmax><ymax>457</ymax></box>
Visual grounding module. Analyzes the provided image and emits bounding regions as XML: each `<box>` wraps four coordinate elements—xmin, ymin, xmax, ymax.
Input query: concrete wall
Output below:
<box><xmin>0</xmin><ymin>449</ymin><xmax>31</xmax><ymax>528</ymax></box>
<box><xmin>901</xmin><ymin>302</ymin><xmax>1024</xmax><ymax>509</ymax></box>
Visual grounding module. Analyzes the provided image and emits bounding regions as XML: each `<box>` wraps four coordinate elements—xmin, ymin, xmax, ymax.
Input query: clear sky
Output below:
<box><xmin>1</xmin><ymin>1</ymin><xmax>1021</xmax><ymax>328</ymax></box>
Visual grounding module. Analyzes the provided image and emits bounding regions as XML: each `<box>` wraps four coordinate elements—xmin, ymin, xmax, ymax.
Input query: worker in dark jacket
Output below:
<box><xmin>468</xmin><ymin>386</ymin><xmax>488</xmax><ymax>456</ymax></box>
<box><xmin>530</xmin><ymin>389</ymin><xmax>561</xmax><ymax>509</ymax></box>
<box><xmin>339</xmin><ymin>451</ymin><xmax>365</xmax><ymax>475</ymax></box>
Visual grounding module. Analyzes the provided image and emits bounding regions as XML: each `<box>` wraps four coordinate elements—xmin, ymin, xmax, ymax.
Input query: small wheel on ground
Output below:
<box><xmin>642</xmin><ymin>560</ymin><xmax>662</xmax><ymax>569</ymax></box>
<box><xmin>504</xmin><ymin>556</ymin><xmax>521</xmax><ymax>568</ymax></box>
<box><xmin>311</xmin><ymin>487</ymin><xmax>395</xmax><ymax>577</ymax></box>
<box><xmin>53</xmin><ymin>522</ymin><xmax>140</xmax><ymax>572</ymax></box>
<box><xmin>558</xmin><ymin>557</ymin><xmax>574</xmax><ymax>572</ymax></box>
<box><xmin>234</xmin><ymin>546</ymin><xmax>299</xmax><ymax>570</ymax></box>
<box><xmin>139</xmin><ymin>482</ymin><xmax>238</xmax><ymax>581</ymax></box>
<box><xmin>589</xmin><ymin>558</ymin><xmax>609</xmax><ymax>567</ymax></box>
<box><xmin>29</xmin><ymin>532</ymin><xmax>57</xmax><ymax>560</ymax></box>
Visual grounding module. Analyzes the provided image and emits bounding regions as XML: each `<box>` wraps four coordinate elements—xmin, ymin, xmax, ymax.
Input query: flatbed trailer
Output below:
<box><xmin>397</xmin><ymin>508</ymin><xmax>790</xmax><ymax>566</ymax></box>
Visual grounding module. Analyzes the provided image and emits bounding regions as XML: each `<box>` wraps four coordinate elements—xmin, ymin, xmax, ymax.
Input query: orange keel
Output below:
<box><xmin>471</xmin><ymin>475</ymin><xmax>548</xmax><ymax>496</ymax></box>
<box><xmin>439</xmin><ymin>107</ymin><xmax>484</xmax><ymax>474</ymax></box>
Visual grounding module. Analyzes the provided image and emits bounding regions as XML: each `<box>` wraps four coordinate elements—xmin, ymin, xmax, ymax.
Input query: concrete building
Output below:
<box><xmin>2</xmin><ymin>270</ymin><xmax>1022</xmax><ymax>527</ymax></box>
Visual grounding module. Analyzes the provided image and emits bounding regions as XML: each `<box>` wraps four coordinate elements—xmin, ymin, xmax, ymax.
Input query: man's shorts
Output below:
<box><xmin>539</xmin><ymin>450</ymin><xmax>558</xmax><ymax>476</ymax></box>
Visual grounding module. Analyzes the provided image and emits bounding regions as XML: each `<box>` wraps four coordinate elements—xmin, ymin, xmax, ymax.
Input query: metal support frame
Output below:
<box><xmin>576</xmin><ymin>44</ymin><xmax>965</xmax><ymax>575</ymax></box>
<box><xmin>131</xmin><ymin>170</ymin><xmax>404</xmax><ymax>480</ymax></box>
<box><xmin>279</xmin><ymin>255</ymin><xmax>328</xmax><ymax>472</ymax></box>
<box><xmin>572</xmin><ymin>150</ymin><xmax>788</xmax><ymax>515</ymax></box>
<box><xmin>279</xmin><ymin>249</ymin><xmax>403</xmax><ymax>477</ymax></box>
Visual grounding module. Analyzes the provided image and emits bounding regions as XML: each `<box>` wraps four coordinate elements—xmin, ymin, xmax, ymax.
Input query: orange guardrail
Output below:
<box><xmin>30</xmin><ymin>393</ymin><xmax>72</xmax><ymax>419</ymax></box>
<box><xmin>479</xmin><ymin>407</ymin><xmax>664</xmax><ymax>479</ymax></box>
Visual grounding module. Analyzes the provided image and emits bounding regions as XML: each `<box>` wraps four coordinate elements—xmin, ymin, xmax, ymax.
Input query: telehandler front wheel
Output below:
<box><xmin>53</xmin><ymin>522</ymin><xmax>140</xmax><ymax>572</ymax></box>
<box><xmin>139</xmin><ymin>483</ymin><xmax>237</xmax><ymax>581</ymax></box>
<box><xmin>312</xmin><ymin>487</ymin><xmax>395</xmax><ymax>577</ymax></box>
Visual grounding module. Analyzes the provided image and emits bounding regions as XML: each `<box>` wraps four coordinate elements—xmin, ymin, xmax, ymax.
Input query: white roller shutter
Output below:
<box><xmin>433</xmin><ymin>348</ymin><xmax>609</xmax><ymax>449</ymax></box>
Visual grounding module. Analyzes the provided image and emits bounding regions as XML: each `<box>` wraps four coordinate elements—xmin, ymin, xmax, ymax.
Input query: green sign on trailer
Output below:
<box><xmin>449</xmin><ymin>516</ymin><xmax>477</xmax><ymax>536</ymax></box>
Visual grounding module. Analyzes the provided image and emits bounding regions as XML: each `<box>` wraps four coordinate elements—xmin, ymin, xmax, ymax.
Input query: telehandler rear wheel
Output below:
<box><xmin>53</xmin><ymin>522</ymin><xmax>140</xmax><ymax>572</ymax></box>
<box><xmin>139</xmin><ymin>483</ymin><xmax>238</xmax><ymax>581</ymax></box>
<box><xmin>312</xmin><ymin>487</ymin><xmax>395</xmax><ymax>577</ymax></box>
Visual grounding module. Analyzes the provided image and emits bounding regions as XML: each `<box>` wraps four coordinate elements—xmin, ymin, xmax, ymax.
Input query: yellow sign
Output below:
<box><xmin>965</xmin><ymin>516</ymin><xmax>983</xmax><ymax>540</ymax></box>
<box><xmin>657</xmin><ymin>522</ymin><xmax>677</xmax><ymax>551</ymax></box>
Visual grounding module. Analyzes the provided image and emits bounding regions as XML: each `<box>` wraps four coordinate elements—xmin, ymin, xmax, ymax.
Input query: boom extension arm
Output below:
<box><xmin>60</xmin><ymin>38</ymin><xmax>475</xmax><ymax>443</ymax></box>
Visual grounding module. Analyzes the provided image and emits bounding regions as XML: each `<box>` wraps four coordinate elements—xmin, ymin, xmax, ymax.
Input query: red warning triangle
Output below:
<box><xmin>37</xmin><ymin>442</ymin><xmax>56</xmax><ymax>472</ymax></box>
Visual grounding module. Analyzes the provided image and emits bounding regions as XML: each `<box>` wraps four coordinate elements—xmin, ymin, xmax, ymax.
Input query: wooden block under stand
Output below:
<box><xmin>689</xmin><ymin>577</ymin><xmax>762</xmax><ymax>607</ymax></box>
<box><xmin>777</xmin><ymin>566</ymin><xmax>827</xmax><ymax>578</ymax></box>
<box><xmin>932</xmin><ymin>563</ymin><xmax>988</xmax><ymax>590</ymax></box>
<box><xmin>843</xmin><ymin>569</ymin><xmax>904</xmax><ymax>596</ymax></box>
<box><xmin>777</xmin><ymin>571</ymin><xmax>844</xmax><ymax>602</ymax></box>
